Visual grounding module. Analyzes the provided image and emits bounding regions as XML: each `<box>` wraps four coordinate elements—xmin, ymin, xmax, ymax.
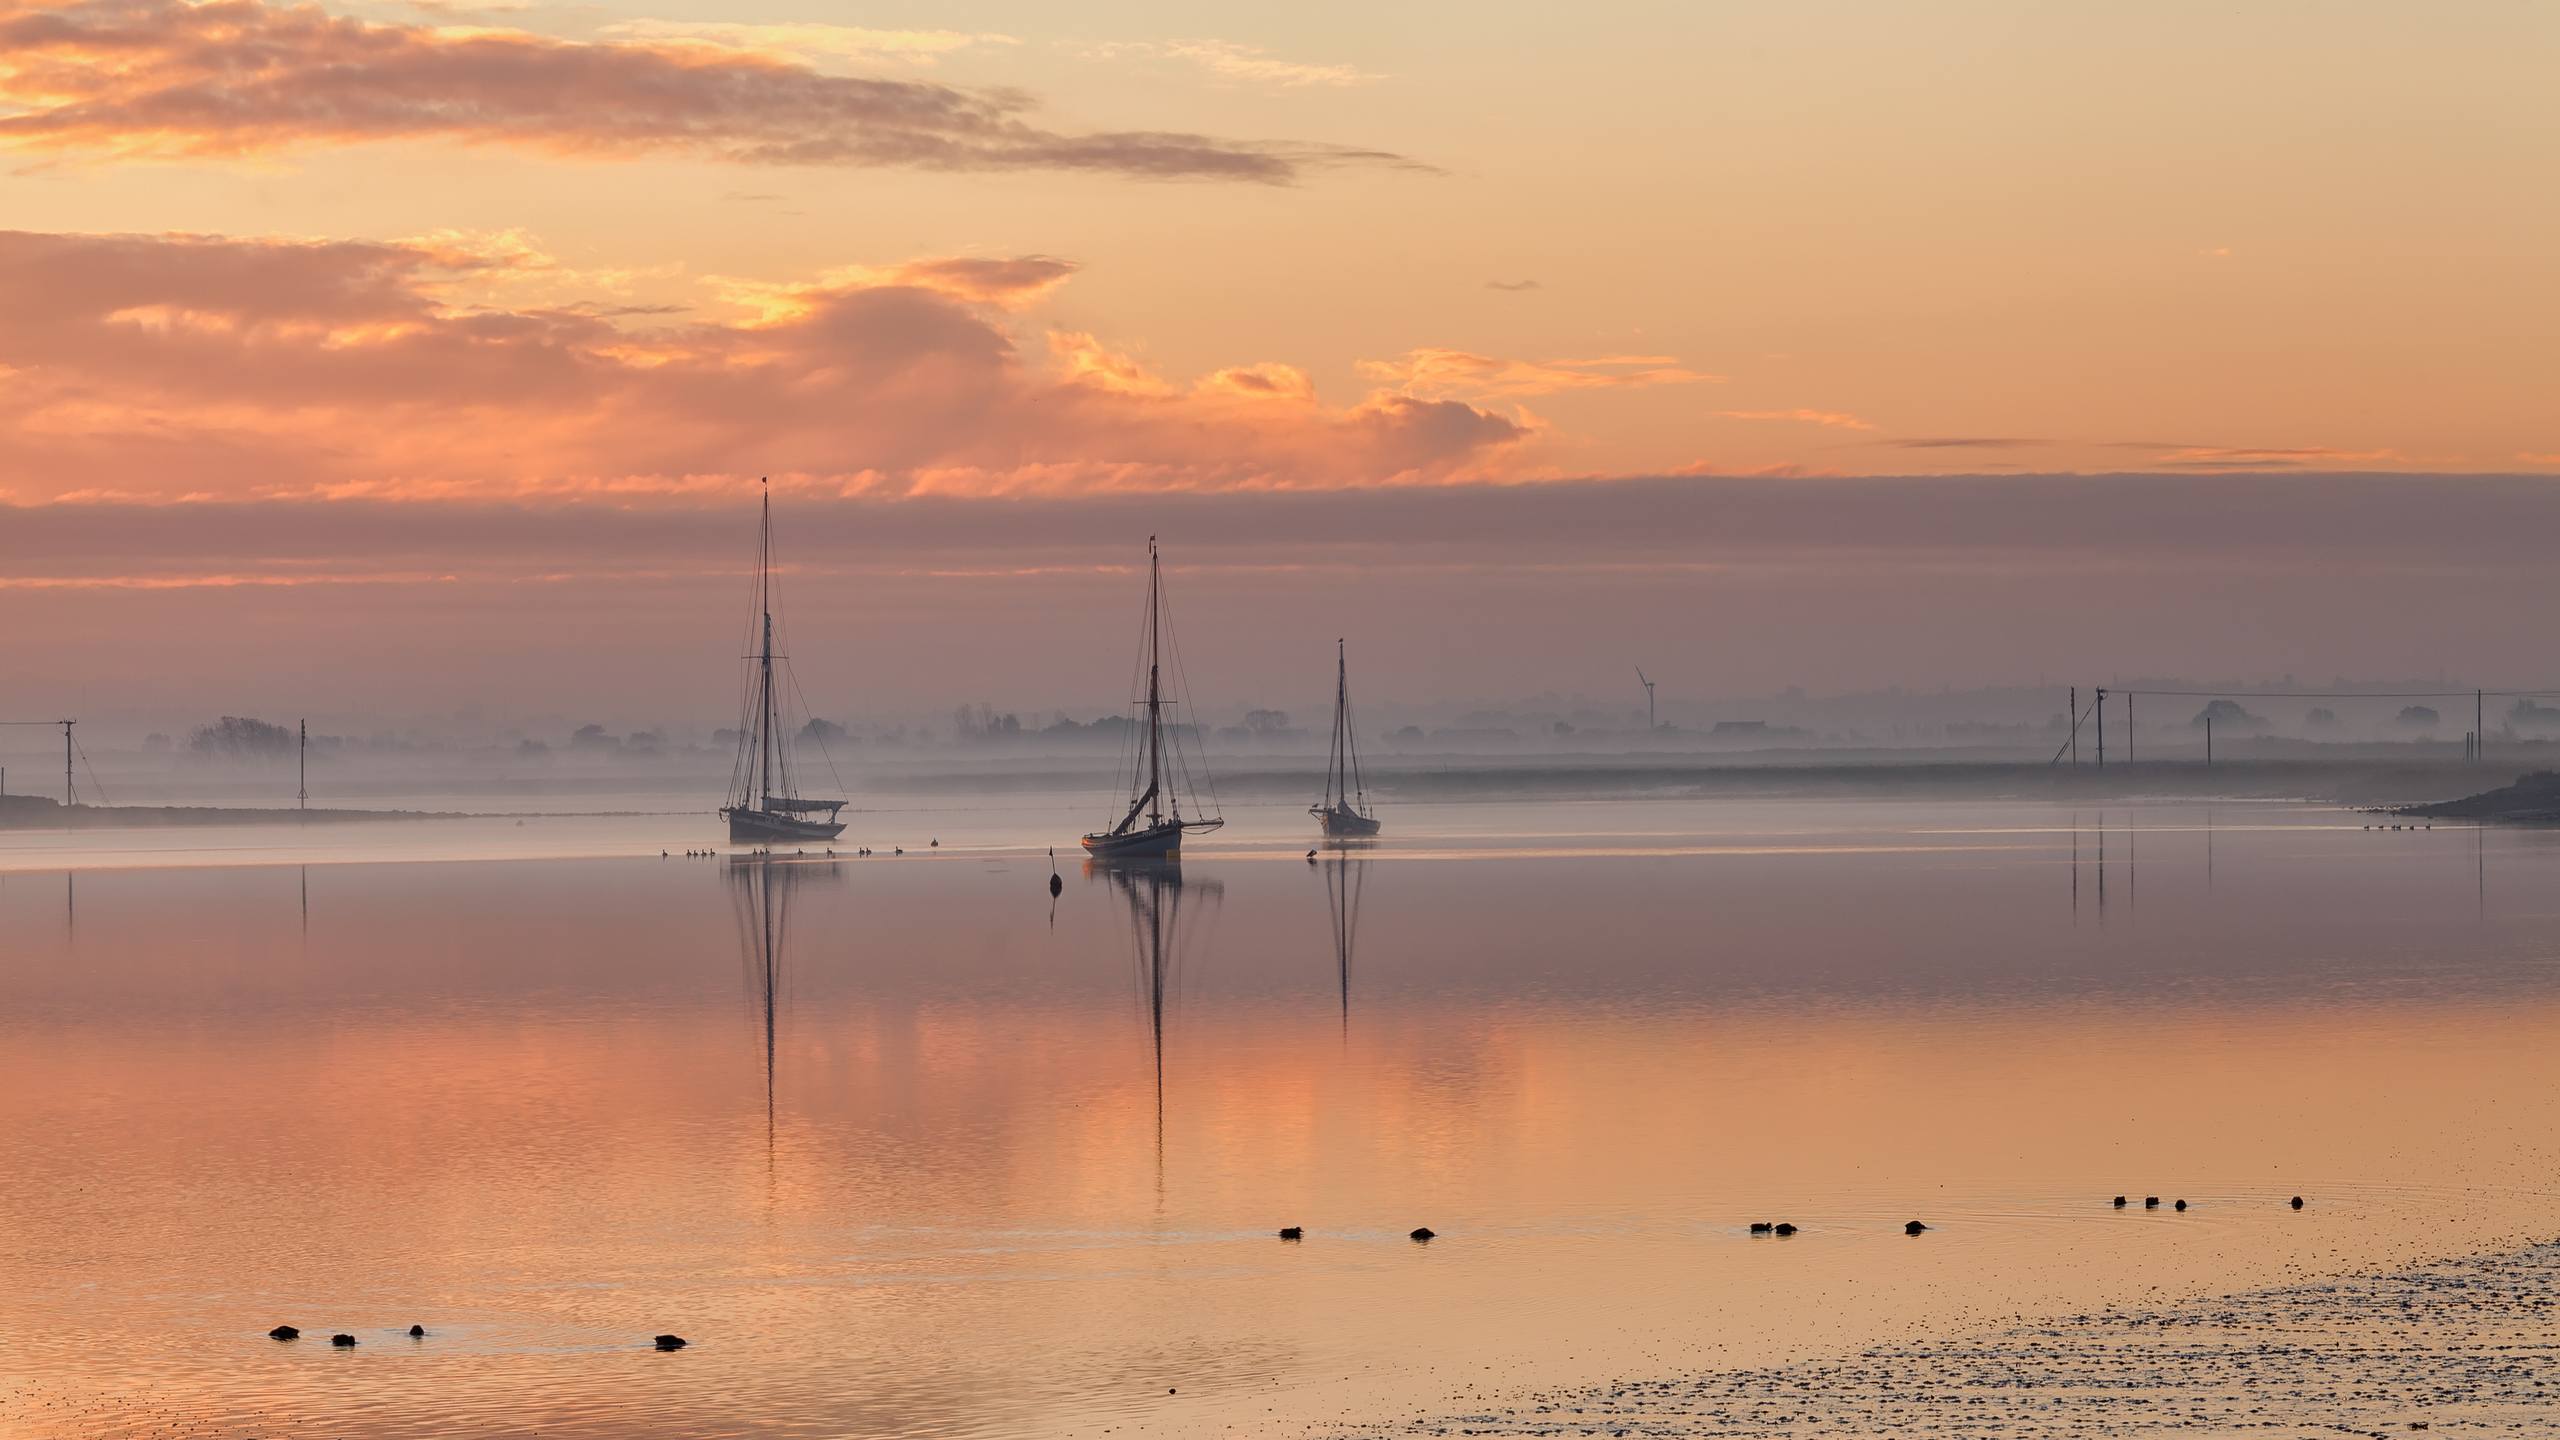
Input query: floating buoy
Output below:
<box><xmin>268</xmin><ymin>1325</ymin><xmax>299</xmax><ymax>1341</ymax></box>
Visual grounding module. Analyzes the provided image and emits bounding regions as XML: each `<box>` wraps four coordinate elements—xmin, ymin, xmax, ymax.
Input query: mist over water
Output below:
<box><xmin>5</xmin><ymin>798</ymin><xmax>2557</xmax><ymax>1436</ymax></box>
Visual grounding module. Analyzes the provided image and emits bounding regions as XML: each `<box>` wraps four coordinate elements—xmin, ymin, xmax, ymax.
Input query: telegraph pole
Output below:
<box><xmin>2069</xmin><ymin>686</ymin><xmax>2077</xmax><ymax>765</ymax></box>
<box><xmin>2095</xmin><ymin>688</ymin><xmax>2106</xmax><ymax>768</ymax></box>
<box><xmin>63</xmin><ymin>720</ymin><xmax>74</xmax><ymax>808</ymax></box>
<box><xmin>298</xmin><ymin>719</ymin><xmax>308</xmax><ymax>811</ymax></box>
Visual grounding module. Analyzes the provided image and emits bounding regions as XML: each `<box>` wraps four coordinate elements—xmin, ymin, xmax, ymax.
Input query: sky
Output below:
<box><xmin>2</xmin><ymin>0</ymin><xmax>2557</xmax><ymax>732</ymax></box>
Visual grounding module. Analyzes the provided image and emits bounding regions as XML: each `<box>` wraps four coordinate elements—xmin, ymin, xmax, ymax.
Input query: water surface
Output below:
<box><xmin>3</xmin><ymin>799</ymin><xmax>2556</xmax><ymax>1437</ymax></box>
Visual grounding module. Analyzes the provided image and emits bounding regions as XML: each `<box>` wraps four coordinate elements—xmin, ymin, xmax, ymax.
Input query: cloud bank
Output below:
<box><xmin>0</xmin><ymin>228</ymin><xmax>1531</xmax><ymax>502</ymax></box>
<box><xmin>0</xmin><ymin>0</ymin><xmax>1412</xmax><ymax>180</ymax></box>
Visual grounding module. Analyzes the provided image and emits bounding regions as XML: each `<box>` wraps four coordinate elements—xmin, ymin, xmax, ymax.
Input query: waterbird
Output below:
<box><xmin>1049</xmin><ymin>847</ymin><xmax>1063</xmax><ymax>897</ymax></box>
<box><xmin>1773</xmin><ymin>1223</ymin><xmax>1797</xmax><ymax>1236</ymax></box>
<box><xmin>653</xmin><ymin>1335</ymin><xmax>687</xmax><ymax>1351</ymax></box>
<box><xmin>1905</xmin><ymin>1220</ymin><xmax>1929</xmax><ymax>1235</ymax></box>
<box><xmin>267</xmin><ymin>1326</ymin><xmax>298</xmax><ymax>1341</ymax></box>
<box><xmin>329</xmin><ymin>1334</ymin><xmax>356</xmax><ymax>1347</ymax></box>
<box><xmin>1748</xmin><ymin>1222</ymin><xmax>1772</xmax><ymax>1234</ymax></box>
<box><xmin>1410</xmin><ymin>1227</ymin><xmax>1436</xmax><ymax>1242</ymax></box>
<box><xmin>2175</xmin><ymin>1199</ymin><xmax>2188</xmax><ymax>1211</ymax></box>
<box><xmin>1305</xmin><ymin>849</ymin><xmax>1317</xmax><ymax>863</ymax></box>
<box><xmin>2112</xmin><ymin>1195</ymin><xmax>2127</xmax><ymax>1208</ymax></box>
<box><xmin>2291</xmin><ymin>1195</ymin><xmax>2305</xmax><ymax>1209</ymax></box>
<box><xmin>407</xmin><ymin>1325</ymin><xmax>425</xmax><ymax>1338</ymax></box>
<box><xmin>1278</xmin><ymin>1226</ymin><xmax>1303</xmax><ymax>1240</ymax></box>
<box><xmin>2145</xmin><ymin>1196</ymin><xmax>2161</xmax><ymax>1209</ymax></box>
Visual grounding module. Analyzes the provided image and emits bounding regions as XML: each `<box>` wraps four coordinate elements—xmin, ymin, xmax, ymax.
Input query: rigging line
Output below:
<box><xmin>781</xmin><ymin>662</ymin><xmax>848</xmax><ymax>800</ymax></box>
<box><xmin>2048</xmin><ymin>695</ymin><xmax>2096</xmax><ymax>766</ymax></box>
<box><xmin>1154</xmin><ymin>562</ymin><xmax>1220</xmax><ymax>822</ymax></box>
<box><xmin>70</xmin><ymin>731</ymin><xmax>110</xmax><ymax>808</ymax></box>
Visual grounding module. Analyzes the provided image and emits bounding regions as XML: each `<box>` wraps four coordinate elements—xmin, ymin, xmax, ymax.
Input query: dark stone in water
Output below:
<box><xmin>654</xmin><ymin>1334</ymin><xmax>687</xmax><ymax>1351</ymax></box>
<box><xmin>329</xmin><ymin>1334</ymin><xmax>356</xmax><ymax>1347</ymax></box>
<box><xmin>1409</xmin><ymin>1227</ymin><xmax>1436</xmax><ymax>1242</ymax></box>
<box><xmin>2292</xmin><ymin>1195</ymin><xmax>2306</xmax><ymax>1209</ymax></box>
<box><xmin>1278</xmin><ymin>1226</ymin><xmax>1303</xmax><ymax>1240</ymax></box>
<box><xmin>268</xmin><ymin>1326</ymin><xmax>299</xmax><ymax>1341</ymax></box>
<box><xmin>1773</xmin><ymin>1223</ymin><xmax>1797</xmax><ymax>1236</ymax></box>
<box><xmin>1905</xmin><ymin>1220</ymin><xmax>1929</xmax><ymax>1235</ymax></box>
<box><xmin>2145</xmin><ymin>1196</ymin><xmax>2161</xmax><ymax>1208</ymax></box>
<box><xmin>2112</xmin><ymin>1195</ymin><xmax>2127</xmax><ymax>1208</ymax></box>
<box><xmin>1748</xmin><ymin>1222</ymin><xmax>1773</xmax><ymax>1234</ymax></box>
<box><xmin>408</xmin><ymin>1325</ymin><xmax>426</xmax><ymax>1337</ymax></box>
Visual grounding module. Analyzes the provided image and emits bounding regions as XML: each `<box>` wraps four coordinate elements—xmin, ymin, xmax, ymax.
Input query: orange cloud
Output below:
<box><xmin>0</xmin><ymin>228</ymin><xmax>1530</xmax><ymax>501</ymax></box>
<box><xmin>1357</xmin><ymin>349</ymin><xmax>1721</xmax><ymax>399</ymax></box>
<box><xmin>1715</xmin><ymin>408</ymin><xmax>1876</xmax><ymax>432</ymax></box>
<box><xmin>0</xmin><ymin>0</ymin><xmax>1413</xmax><ymax>181</ymax></box>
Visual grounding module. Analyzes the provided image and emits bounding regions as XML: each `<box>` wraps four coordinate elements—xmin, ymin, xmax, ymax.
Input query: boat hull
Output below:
<box><xmin>1314</xmin><ymin>805</ymin><xmax>1382</xmax><ymax>837</ymax></box>
<box><xmin>724</xmin><ymin>807</ymin><xmax>846</xmax><ymax>843</ymax></box>
<box><xmin>1082</xmin><ymin>821</ymin><xmax>1186</xmax><ymax>860</ymax></box>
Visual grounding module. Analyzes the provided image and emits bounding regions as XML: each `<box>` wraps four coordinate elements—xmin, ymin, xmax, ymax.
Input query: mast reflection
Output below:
<box><xmin>1096</xmin><ymin>859</ymin><xmax>1221</xmax><ymax>1164</ymax></box>
<box><xmin>1323</xmin><ymin>853</ymin><xmax>1367</xmax><ymax>1035</ymax></box>
<box><xmin>727</xmin><ymin>855</ymin><xmax>842</xmax><ymax>1159</ymax></box>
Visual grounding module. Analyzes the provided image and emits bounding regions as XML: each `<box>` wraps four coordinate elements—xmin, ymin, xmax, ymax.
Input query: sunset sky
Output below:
<box><xmin>4</xmin><ymin>0</ymin><xmax>2557</xmax><ymax>728</ymax></box>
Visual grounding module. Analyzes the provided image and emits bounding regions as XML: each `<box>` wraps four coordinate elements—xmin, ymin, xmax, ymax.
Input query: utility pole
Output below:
<box><xmin>298</xmin><ymin>719</ymin><xmax>307</xmax><ymax>811</ymax></box>
<box><xmin>2205</xmin><ymin>715</ymin><xmax>2213</xmax><ymax>768</ymax></box>
<box><xmin>2069</xmin><ymin>686</ymin><xmax>2077</xmax><ymax>766</ymax></box>
<box><xmin>2095</xmin><ymin>687</ymin><xmax>2106</xmax><ymax>769</ymax></box>
<box><xmin>63</xmin><ymin>719</ymin><xmax>74</xmax><ymax>808</ymax></box>
<box><xmin>2127</xmin><ymin>692</ymin><xmax>2135</xmax><ymax>765</ymax></box>
<box><xmin>2477</xmin><ymin>689</ymin><xmax>2485</xmax><ymax>765</ymax></box>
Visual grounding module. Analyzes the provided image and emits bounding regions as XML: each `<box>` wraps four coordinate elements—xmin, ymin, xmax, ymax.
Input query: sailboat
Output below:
<box><xmin>1082</xmin><ymin>538</ymin><xmax>1224</xmax><ymax>860</ymax></box>
<box><xmin>720</xmin><ymin>485</ymin><xmax>849</xmax><ymax>844</ymax></box>
<box><xmin>1310</xmin><ymin>638</ymin><xmax>1381</xmax><ymax>836</ymax></box>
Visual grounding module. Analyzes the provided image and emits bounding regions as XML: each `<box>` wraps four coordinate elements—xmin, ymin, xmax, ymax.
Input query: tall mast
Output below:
<box><xmin>1145</xmin><ymin>537</ymin><xmax>1163</xmax><ymax>827</ymax></box>
<box><xmin>757</xmin><ymin>485</ymin><xmax>777</xmax><ymax>807</ymax></box>
<box><xmin>1331</xmin><ymin>639</ymin><xmax>1348</xmax><ymax>809</ymax></box>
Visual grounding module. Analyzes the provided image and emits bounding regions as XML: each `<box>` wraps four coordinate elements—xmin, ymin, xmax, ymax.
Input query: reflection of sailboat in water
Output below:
<box><xmin>728</xmin><ymin>856</ymin><xmax>841</xmax><ymax>1147</ymax></box>
<box><xmin>721</xmin><ymin>484</ymin><xmax>849</xmax><ymax>844</ymax></box>
<box><xmin>1311</xmin><ymin>639</ymin><xmax>1381</xmax><ymax>837</ymax></box>
<box><xmin>1101</xmin><ymin>860</ymin><xmax>1222</xmax><ymax>1146</ymax></box>
<box><xmin>1323</xmin><ymin>854</ymin><xmax>1367</xmax><ymax>1030</ymax></box>
<box><xmin>1082</xmin><ymin>538</ymin><xmax>1223</xmax><ymax>860</ymax></box>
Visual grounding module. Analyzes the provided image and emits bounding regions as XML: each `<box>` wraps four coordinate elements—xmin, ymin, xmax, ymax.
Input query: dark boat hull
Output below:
<box><xmin>724</xmin><ymin>807</ymin><xmax>846</xmax><ymax>843</ymax></box>
<box><xmin>1082</xmin><ymin>821</ymin><xmax>1186</xmax><ymax>860</ymax></box>
<box><xmin>1314</xmin><ymin>805</ymin><xmax>1382</xmax><ymax>837</ymax></box>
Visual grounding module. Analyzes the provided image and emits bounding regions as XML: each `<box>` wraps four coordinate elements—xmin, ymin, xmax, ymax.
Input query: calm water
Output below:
<box><xmin>4</xmin><ymin>798</ymin><xmax>2559</xmax><ymax>1437</ymax></box>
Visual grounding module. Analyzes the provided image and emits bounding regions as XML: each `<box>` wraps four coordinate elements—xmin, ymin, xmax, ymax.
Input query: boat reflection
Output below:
<box><xmin>1322</xmin><ymin>853</ymin><xmax>1368</xmax><ymax>1034</ymax></box>
<box><xmin>727</xmin><ymin>855</ymin><xmax>842</xmax><ymax>1155</ymax></box>
<box><xmin>1094</xmin><ymin>859</ymin><xmax>1222</xmax><ymax>1161</ymax></box>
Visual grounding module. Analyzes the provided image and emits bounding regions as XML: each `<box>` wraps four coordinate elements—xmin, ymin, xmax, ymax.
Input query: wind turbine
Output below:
<box><xmin>1636</xmin><ymin>668</ymin><xmax>1656</xmax><ymax>731</ymax></box>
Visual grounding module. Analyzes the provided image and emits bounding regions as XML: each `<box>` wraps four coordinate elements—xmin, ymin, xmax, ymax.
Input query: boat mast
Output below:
<box><xmin>756</xmin><ymin>485</ymin><xmax>777</xmax><ymax>809</ymax></box>
<box><xmin>1330</xmin><ymin>639</ymin><xmax>1348</xmax><ymax>811</ymax></box>
<box><xmin>1145</xmin><ymin>536</ymin><xmax>1164</xmax><ymax>827</ymax></box>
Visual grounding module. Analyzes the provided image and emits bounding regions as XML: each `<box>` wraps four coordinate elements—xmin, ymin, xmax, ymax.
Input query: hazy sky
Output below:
<box><xmin>3</xmin><ymin>0</ymin><xmax>2557</xmax><ymax>726</ymax></box>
